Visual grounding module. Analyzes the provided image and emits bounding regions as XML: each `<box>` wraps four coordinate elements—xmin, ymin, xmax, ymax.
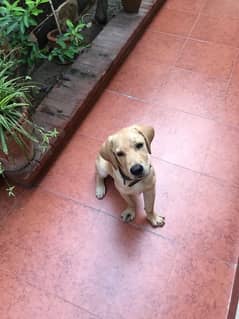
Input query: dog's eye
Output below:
<box><xmin>135</xmin><ymin>143</ymin><xmax>144</xmax><ymax>150</ymax></box>
<box><xmin>116</xmin><ymin>151</ymin><xmax>125</xmax><ymax>157</ymax></box>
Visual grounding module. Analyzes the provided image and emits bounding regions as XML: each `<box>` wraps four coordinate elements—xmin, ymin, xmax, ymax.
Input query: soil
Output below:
<box><xmin>31</xmin><ymin>0</ymin><xmax>122</xmax><ymax>109</ymax></box>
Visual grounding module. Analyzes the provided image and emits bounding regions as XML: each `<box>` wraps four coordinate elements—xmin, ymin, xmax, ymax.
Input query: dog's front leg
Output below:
<box><xmin>143</xmin><ymin>187</ymin><xmax>165</xmax><ymax>227</ymax></box>
<box><xmin>120</xmin><ymin>193</ymin><xmax>136</xmax><ymax>223</ymax></box>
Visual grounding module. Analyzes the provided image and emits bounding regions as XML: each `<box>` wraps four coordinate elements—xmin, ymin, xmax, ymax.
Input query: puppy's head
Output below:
<box><xmin>100</xmin><ymin>125</ymin><xmax>154</xmax><ymax>179</ymax></box>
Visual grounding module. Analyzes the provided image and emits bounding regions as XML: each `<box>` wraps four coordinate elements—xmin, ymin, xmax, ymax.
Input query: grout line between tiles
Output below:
<box><xmin>224</xmin><ymin>50</ymin><xmax>239</xmax><ymax>94</ymax></box>
<box><xmin>27</xmin><ymin>283</ymin><xmax>104</xmax><ymax>319</ymax></box>
<box><xmin>107</xmin><ymin>78</ymin><xmax>239</xmax><ymax>132</ymax></box>
<box><xmin>15</xmin><ymin>270</ymin><xmax>103</xmax><ymax>319</ymax></box>
<box><xmin>38</xmin><ymin>186</ymin><xmax>176</xmax><ymax>245</ymax></box>
<box><xmin>69</xmin><ymin>131</ymin><xmax>239</xmax><ymax>190</ymax></box>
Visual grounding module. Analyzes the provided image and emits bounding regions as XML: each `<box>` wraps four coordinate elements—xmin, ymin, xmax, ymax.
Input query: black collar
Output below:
<box><xmin>118</xmin><ymin>166</ymin><xmax>144</xmax><ymax>187</ymax></box>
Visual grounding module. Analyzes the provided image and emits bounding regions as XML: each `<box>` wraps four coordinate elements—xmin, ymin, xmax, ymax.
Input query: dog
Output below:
<box><xmin>95</xmin><ymin>125</ymin><xmax>165</xmax><ymax>227</ymax></box>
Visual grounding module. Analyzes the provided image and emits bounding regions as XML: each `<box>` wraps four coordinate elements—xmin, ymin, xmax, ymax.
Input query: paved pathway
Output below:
<box><xmin>0</xmin><ymin>0</ymin><xmax>239</xmax><ymax>318</ymax></box>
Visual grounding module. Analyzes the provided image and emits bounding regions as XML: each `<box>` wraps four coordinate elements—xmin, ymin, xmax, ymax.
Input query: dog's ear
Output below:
<box><xmin>135</xmin><ymin>125</ymin><xmax>154</xmax><ymax>154</ymax></box>
<box><xmin>99</xmin><ymin>136</ymin><xmax>118</xmax><ymax>169</ymax></box>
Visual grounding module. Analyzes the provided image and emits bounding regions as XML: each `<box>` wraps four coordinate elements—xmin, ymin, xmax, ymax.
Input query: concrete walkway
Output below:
<box><xmin>0</xmin><ymin>0</ymin><xmax>239</xmax><ymax>318</ymax></box>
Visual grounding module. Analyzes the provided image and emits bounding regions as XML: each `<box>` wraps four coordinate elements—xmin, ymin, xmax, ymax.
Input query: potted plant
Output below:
<box><xmin>0</xmin><ymin>0</ymin><xmax>48</xmax><ymax>73</ymax></box>
<box><xmin>121</xmin><ymin>0</ymin><xmax>142</xmax><ymax>13</ymax></box>
<box><xmin>46</xmin><ymin>0</ymin><xmax>91</xmax><ymax>64</ymax></box>
<box><xmin>0</xmin><ymin>56</ymin><xmax>57</xmax><ymax>195</ymax></box>
<box><xmin>47</xmin><ymin>19</ymin><xmax>90</xmax><ymax>64</ymax></box>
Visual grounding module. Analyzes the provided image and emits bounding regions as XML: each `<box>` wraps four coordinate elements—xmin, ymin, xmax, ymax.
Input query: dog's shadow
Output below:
<box><xmin>103</xmin><ymin>177</ymin><xmax>147</xmax><ymax>253</ymax></box>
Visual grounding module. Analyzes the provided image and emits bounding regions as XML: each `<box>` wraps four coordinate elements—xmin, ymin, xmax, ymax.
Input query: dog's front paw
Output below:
<box><xmin>147</xmin><ymin>213</ymin><xmax>165</xmax><ymax>227</ymax></box>
<box><xmin>96</xmin><ymin>183</ymin><xmax>106</xmax><ymax>199</ymax></box>
<box><xmin>121</xmin><ymin>208</ymin><xmax>136</xmax><ymax>223</ymax></box>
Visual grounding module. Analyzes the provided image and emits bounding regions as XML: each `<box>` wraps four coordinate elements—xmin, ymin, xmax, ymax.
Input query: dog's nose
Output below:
<box><xmin>130</xmin><ymin>164</ymin><xmax>144</xmax><ymax>176</ymax></box>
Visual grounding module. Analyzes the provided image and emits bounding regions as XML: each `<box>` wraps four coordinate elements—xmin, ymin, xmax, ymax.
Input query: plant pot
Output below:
<box><xmin>47</xmin><ymin>29</ymin><xmax>60</xmax><ymax>48</ymax></box>
<box><xmin>121</xmin><ymin>0</ymin><xmax>142</xmax><ymax>13</ymax></box>
<box><xmin>0</xmin><ymin>108</ymin><xmax>34</xmax><ymax>171</ymax></box>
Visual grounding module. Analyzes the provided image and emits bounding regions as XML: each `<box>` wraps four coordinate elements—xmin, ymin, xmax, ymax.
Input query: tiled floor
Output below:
<box><xmin>1</xmin><ymin>0</ymin><xmax>239</xmax><ymax>318</ymax></box>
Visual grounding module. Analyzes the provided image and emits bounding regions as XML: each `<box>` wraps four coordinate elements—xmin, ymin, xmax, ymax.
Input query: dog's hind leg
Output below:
<box><xmin>95</xmin><ymin>155</ymin><xmax>111</xmax><ymax>199</ymax></box>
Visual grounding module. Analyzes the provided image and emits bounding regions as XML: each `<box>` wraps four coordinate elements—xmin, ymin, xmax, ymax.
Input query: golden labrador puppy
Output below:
<box><xmin>95</xmin><ymin>125</ymin><xmax>165</xmax><ymax>227</ymax></box>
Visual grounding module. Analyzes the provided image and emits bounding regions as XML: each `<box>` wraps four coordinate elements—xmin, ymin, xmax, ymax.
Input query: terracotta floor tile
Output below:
<box><xmin>0</xmin><ymin>185</ymin><xmax>26</xmax><ymax>226</ymax></box>
<box><xmin>1</xmin><ymin>1</ymin><xmax>239</xmax><ymax>317</ymax></box>
<box><xmin>209</xmin><ymin>60</ymin><xmax>239</xmax><ymax>127</ymax></box>
<box><xmin>133</xmin><ymin>158</ymin><xmax>199</xmax><ymax>241</ymax></box>
<box><xmin>157</xmin><ymin>67</ymin><xmax>227</xmax><ymax>118</ymax></box>
<box><xmin>165</xmin><ymin>0</ymin><xmax>206</xmax><ymax>13</ymax></box>
<box><xmin>182</xmin><ymin>175</ymin><xmax>239</xmax><ymax>263</ymax></box>
<box><xmin>203</xmin><ymin>125</ymin><xmax>239</xmax><ymax>186</ymax></box>
<box><xmin>176</xmin><ymin>39</ymin><xmax>238</xmax><ymax>80</ymax></box>
<box><xmin>215</xmin><ymin>91</ymin><xmax>239</xmax><ymax>128</ymax></box>
<box><xmin>152</xmin><ymin>109</ymin><xmax>215</xmax><ymax>171</ymax></box>
<box><xmin>157</xmin><ymin>251</ymin><xmax>236</xmax><ymax>319</ymax></box>
<box><xmin>39</xmin><ymin>135</ymin><xmax>127</xmax><ymax>216</ymax></box>
<box><xmin>202</xmin><ymin>0</ymin><xmax>239</xmax><ymax>19</ymax></box>
<box><xmin>230</xmin><ymin>57</ymin><xmax>239</xmax><ymax>86</ymax></box>
<box><xmin>132</xmin><ymin>30</ymin><xmax>185</xmax><ymax>65</ymax></box>
<box><xmin>191</xmin><ymin>14</ymin><xmax>239</xmax><ymax>47</ymax></box>
<box><xmin>0</xmin><ymin>272</ymin><xmax>97</xmax><ymax>319</ymax></box>
<box><xmin>149</xmin><ymin>7</ymin><xmax>197</xmax><ymax>36</ymax></box>
<box><xmin>109</xmin><ymin>32</ymin><xmax>184</xmax><ymax>101</ymax></box>
<box><xmin>0</xmin><ymin>193</ymin><xmax>176</xmax><ymax>319</ymax></box>
<box><xmin>109</xmin><ymin>50</ymin><xmax>171</xmax><ymax>101</ymax></box>
<box><xmin>79</xmin><ymin>90</ymin><xmax>161</xmax><ymax>141</ymax></box>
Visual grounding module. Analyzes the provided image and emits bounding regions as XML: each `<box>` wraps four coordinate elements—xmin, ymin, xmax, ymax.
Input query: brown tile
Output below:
<box><xmin>0</xmin><ymin>185</ymin><xmax>26</xmax><ymax>226</ymax></box>
<box><xmin>0</xmin><ymin>272</ymin><xmax>97</xmax><ymax>319</ymax></box>
<box><xmin>203</xmin><ymin>125</ymin><xmax>239</xmax><ymax>186</ymax></box>
<box><xmin>0</xmin><ymin>192</ymin><xmax>176</xmax><ymax>319</ymax></box>
<box><xmin>39</xmin><ymin>133</ymin><xmax>127</xmax><ymax>214</ymax></box>
<box><xmin>176</xmin><ymin>39</ymin><xmax>238</xmax><ymax>80</ymax></box>
<box><xmin>230</xmin><ymin>57</ymin><xmax>239</xmax><ymax>86</ymax></box>
<box><xmin>211</xmin><ymin>59</ymin><xmax>239</xmax><ymax>126</ymax></box>
<box><xmin>150</xmin><ymin>7</ymin><xmax>197</xmax><ymax>36</ymax></box>
<box><xmin>133</xmin><ymin>158</ymin><xmax>199</xmax><ymax>241</ymax></box>
<box><xmin>79</xmin><ymin>90</ymin><xmax>159</xmax><ymax>141</ymax></box>
<box><xmin>157</xmin><ymin>67</ymin><xmax>227</xmax><ymax>118</ymax></box>
<box><xmin>202</xmin><ymin>0</ymin><xmax>239</xmax><ymax>19</ymax></box>
<box><xmin>191</xmin><ymin>14</ymin><xmax>239</xmax><ymax>47</ymax></box>
<box><xmin>152</xmin><ymin>109</ymin><xmax>215</xmax><ymax>171</ymax></box>
<box><xmin>215</xmin><ymin>85</ymin><xmax>239</xmax><ymax>128</ymax></box>
<box><xmin>133</xmin><ymin>30</ymin><xmax>185</xmax><ymax>65</ymax></box>
<box><xmin>157</xmin><ymin>251</ymin><xmax>236</xmax><ymax>319</ymax></box>
<box><xmin>109</xmin><ymin>50</ymin><xmax>170</xmax><ymax>101</ymax></box>
<box><xmin>182</xmin><ymin>175</ymin><xmax>239</xmax><ymax>263</ymax></box>
<box><xmin>165</xmin><ymin>0</ymin><xmax>206</xmax><ymax>13</ymax></box>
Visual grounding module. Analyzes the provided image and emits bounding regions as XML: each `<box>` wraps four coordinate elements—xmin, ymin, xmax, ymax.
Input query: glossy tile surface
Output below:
<box><xmin>202</xmin><ymin>0</ymin><xmax>239</xmax><ymax>19</ymax></box>
<box><xmin>1</xmin><ymin>0</ymin><xmax>239</xmax><ymax>318</ymax></box>
<box><xmin>191</xmin><ymin>14</ymin><xmax>239</xmax><ymax>47</ymax></box>
<box><xmin>157</xmin><ymin>67</ymin><xmax>227</xmax><ymax>118</ymax></box>
<box><xmin>165</xmin><ymin>0</ymin><xmax>206</xmax><ymax>13</ymax></box>
<box><xmin>176</xmin><ymin>39</ymin><xmax>238</xmax><ymax>80</ymax></box>
<box><xmin>151</xmin><ymin>7</ymin><xmax>197</xmax><ymax>36</ymax></box>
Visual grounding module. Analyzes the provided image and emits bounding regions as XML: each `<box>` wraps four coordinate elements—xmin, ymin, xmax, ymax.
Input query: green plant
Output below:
<box><xmin>48</xmin><ymin>19</ymin><xmax>91</xmax><ymax>64</ymax></box>
<box><xmin>0</xmin><ymin>63</ymin><xmax>58</xmax><ymax>158</ymax></box>
<box><xmin>0</xmin><ymin>162</ymin><xmax>15</xmax><ymax>197</ymax></box>
<box><xmin>0</xmin><ymin>61</ymin><xmax>58</xmax><ymax>196</ymax></box>
<box><xmin>0</xmin><ymin>0</ymin><xmax>48</xmax><ymax>71</ymax></box>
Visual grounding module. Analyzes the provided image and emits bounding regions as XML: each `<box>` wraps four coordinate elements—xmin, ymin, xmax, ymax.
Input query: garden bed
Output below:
<box><xmin>5</xmin><ymin>0</ymin><xmax>167</xmax><ymax>186</ymax></box>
